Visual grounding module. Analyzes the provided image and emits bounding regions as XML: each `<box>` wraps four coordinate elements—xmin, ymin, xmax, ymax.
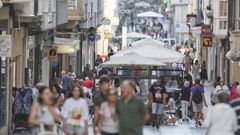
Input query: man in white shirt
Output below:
<box><xmin>204</xmin><ymin>92</ymin><xmax>238</xmax><ymax>135</ymax></box>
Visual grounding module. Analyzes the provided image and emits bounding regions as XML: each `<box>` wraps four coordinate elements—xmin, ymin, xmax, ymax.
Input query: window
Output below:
<box><xmin>68</xmin><ymin>0</ymin><xmax>77</xmax><ymax>9</ymax></box>
<box><xmin>85</xmin><ymin>3</ymin><xmax>88</xmax><ymax>19</ymax></box>
<box><xmin>90</xmin><ymin>2</ymin><xmax>93</xmax><ymax>18</ymax></box>
<box><xmin>219</xmin><ymin>20</ymin><xmax>228</xmax><ymax>29</ymax></box>
<box><xmin>219</xmin><ymin>1</ymin><xmax>228</xmax><ymax>16</ymax></box>
<box><xmin>235</xmin><ymin>0</ymin><xmax>240</xmax><ymax>30</ymax></box>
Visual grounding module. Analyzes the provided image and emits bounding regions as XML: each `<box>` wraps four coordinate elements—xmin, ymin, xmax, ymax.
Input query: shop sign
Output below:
<box><xmin>0</xmin><ymin>35</ymin><xmax>12</xmax><ymax>57</ymax></box>
<box><xmin>202</xmin><ymin>25</ymin><xmax>212</xmax><ymax>47</ymax></box>
<box><xmin>48</xmin><ymin>46</ymin><xmax>58</xmax><ymax>61</ymax></box>
<box><xmin>88</xmin><ymin>33</ymin><xmax>96</xmax><ymax>41</ymax></box>
<box><xmin>104</xmin><ymin>33</ymin><xmax>113</xmax><ymax>39</ymax></box>
<box><xmin>202</xmin><ymin>36</ymin><xmax>212</xmax><ymax>47</ymax></box>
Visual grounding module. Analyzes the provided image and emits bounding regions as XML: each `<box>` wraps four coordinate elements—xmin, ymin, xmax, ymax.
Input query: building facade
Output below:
<box><xmin>0</xmin><ymin>0</ymin><xmax>68</xmax><ymax>134</ymax></box>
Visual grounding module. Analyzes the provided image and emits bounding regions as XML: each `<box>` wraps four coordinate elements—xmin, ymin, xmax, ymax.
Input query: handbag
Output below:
<box><xmin>37</xmin><ymin>124</ymin><xmax>58</xmax><ymax>135</ymax></box>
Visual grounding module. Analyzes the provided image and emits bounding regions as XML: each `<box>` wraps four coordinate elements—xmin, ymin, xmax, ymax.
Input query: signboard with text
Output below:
<box><xmin>48</xmin><ymin>46</ymin><xmax>58</xmax><ymax>61</ymax></box>
<box><xmin>202</xmin><ymin>25</ymin><xmax>212</xmax><ymax>47</ymax></box>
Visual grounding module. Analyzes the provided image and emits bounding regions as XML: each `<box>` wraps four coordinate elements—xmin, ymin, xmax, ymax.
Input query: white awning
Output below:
<box><xmin>137</xmin><ymin>11</ymin><xmax>163</xmax><ymax>18</ymax></box>
<box><xmin>54</xmin><ymin>37</ymin><xmax>80</xmax><ymax>54</ymax></box>
<box><xmin>101</xmin><ymin>53</ymin><xmax>166</xmax><ymax>67</ymax></box>
<box><xmin>116</xmin><ymin>32</ymin><xmax>151</xmax><ymax>39</ymax></box>
<box><xmin>226</xmin><ymin>48</ymin><xmax>240</xmax><ymax>62</ymax></box>
<box><xmin>113</xmin><ymin>44</ymin><xmax>184</xmax><ymax>63</ymax></box>
<box><xmin>135</xmin><ymin>1</ymin><xmax>151</xmax><ymax>8</ymax></box>
<box><xmin>132</xmin><ymin>38</ymin><xmax>164</xmax><ymax>47</ymax></box>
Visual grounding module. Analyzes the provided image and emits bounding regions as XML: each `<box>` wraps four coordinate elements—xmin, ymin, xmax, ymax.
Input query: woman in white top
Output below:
<box><xmin>62</xmin><ymin>85</ymin><xmax>89</xmax><ymax>135</ymax></box>
<box><xmin>29</xmin><ymin>86</ymin><xmax>58</xmax><ymax>134</ymax></box>
<box><xmin>192</xmin><ymin>60</ymin><xmax>200</xmax><ymax>81</ymax></box>
<box><xmin>204</xmin><ymin>92</ymin><xmax>238</xmax><ymax>135</ymax></box>
<box><xmin>99</xmin><ymin>88</ymin><xmax>119</xmax><ymax>135</ymax></box>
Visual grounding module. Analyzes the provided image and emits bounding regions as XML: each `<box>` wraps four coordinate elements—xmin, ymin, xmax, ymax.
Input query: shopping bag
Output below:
<box><xmin>37</xmin><ymin>124</ymin><xmax>58</xmax><ymax>135</ymax></box>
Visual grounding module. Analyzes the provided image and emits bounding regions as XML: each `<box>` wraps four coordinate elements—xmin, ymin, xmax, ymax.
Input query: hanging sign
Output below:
<box><xmin>0</xmin><ymin>35</ymin><xmax>12</xmax><ymax>57</ymax></box>
<box><xmin>202</xmin><ymin>25</ymin><xmax>213</xmax><ymax>47</ymax></box>
<box><xmin>48</xmin><ymin>46</ymin><xmax>58</xmax><ymax>61</ymax></box>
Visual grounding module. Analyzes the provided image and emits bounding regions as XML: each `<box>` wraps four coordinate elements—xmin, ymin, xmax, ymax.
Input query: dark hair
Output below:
<box><xmin>195</xmin><ymin>79</ymin><xmax>201</xmax><ymax>84</ymax></box>
<box><xmin>68</xmin><ymin>85</ymin><xmax>84</xmax><ymax>98</ymax></box>
<box><xmin>51</xmin><ymin>84</ymin><xmax>61</xmax><ymax>95</ymax></box>
<box><xmin>99</xmin><ymin>75</ymin><xmax>111</xmax><ymax>85</ymax></box>
<box><xmin>38</xmin><ymin>86</ymin><xmax>49</xmax><ymax>104</ymax></box>
<box><xmin>114</xmin><ymin>77</ymin><xmax>121</xmax><ymax>87</ymax></box>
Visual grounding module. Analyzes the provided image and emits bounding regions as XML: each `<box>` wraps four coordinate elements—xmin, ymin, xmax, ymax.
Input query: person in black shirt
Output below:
<box><xmin>180</xmin><ymin>81</ymin><xmax>191</xmax><ymax>122</ymax></box>
<box><xmin>149</xmin><ymin>78</ymin><xmax>167</xmax><ymax>129</ymax></box>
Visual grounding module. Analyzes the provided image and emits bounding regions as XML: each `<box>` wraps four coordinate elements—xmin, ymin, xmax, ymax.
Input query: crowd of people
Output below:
<box><xmin>27</xmin><ymin>74</ymin><xmax>150</xmax><ymax>135</ymax></box>
<box><xmin>15</xmin><ymin>60</ymin><xmax>240</xmax><ymax>135</ymax></box>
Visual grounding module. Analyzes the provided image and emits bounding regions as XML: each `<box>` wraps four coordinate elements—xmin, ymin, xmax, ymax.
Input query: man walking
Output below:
<box><xmin>116</xmin><ymin>80</ymin><xmax>150</xmax><ymax>135</ymax></box>
<box><xmin>230</xmin><ymin>85</ymin><xmax>240</xmax><ymax>135</ymax></box>
<box><xmin>61</xmin><ymin>70</ymin><xmax>70</xmax><ymax>96</ymax></box>
<box><xmin>149</xmin><ymin>77</ymin><xmax>167</xmax><ymax>129</ymax></box>
<box><xmin>190</xmin><ymin>79</ymin><xmax>208</xmax><ymax>127</ymax></box>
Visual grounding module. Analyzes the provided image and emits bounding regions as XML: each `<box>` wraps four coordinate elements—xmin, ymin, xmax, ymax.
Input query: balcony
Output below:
<box><xmin>67</xmin><ymin>0</ymin><xmax>85</xmax><ymax>21</ymax></box>
<box><xmin>2</xmin><ymin>0</ymin><xmax>29</xmax><ymax>3</ymax></box>
<box><xmin>68</xmin><ymin>8</ymin><xmax>85</xmax><ymax>21</ymax></box>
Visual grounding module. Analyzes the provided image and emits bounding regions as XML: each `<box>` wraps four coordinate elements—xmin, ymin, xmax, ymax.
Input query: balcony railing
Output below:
<box><xmin>2</xmin><ymin>0</ymin><xmax>29</xmax><ymax>3</ymax></box>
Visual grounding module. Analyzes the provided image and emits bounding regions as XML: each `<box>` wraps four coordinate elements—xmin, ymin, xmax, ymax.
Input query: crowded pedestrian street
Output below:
<box><xmin>1</xmin><ymin>0</ymin><xmax>240</xmax><ymax>135</ymax></box>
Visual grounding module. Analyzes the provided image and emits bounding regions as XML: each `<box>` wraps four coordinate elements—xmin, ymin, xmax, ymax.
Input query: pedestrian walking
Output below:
<box><xmin>230</xmin><ymin>85</ymin><xmax>240</xmax><ymax>135</ymax></box>
<box><xmin>179</xmin><ymin>81</ymin><xmax>191</xmax><ymax>122</ymax></box>
<box><xmin>230</xmin><ymin>82</ymin><xmax>239</xmax><ymax>100</ymax></box>
<box><xmin>149</xmin><ymin>77</ymin><xmax>167</xmax><ymax>129</ymax></box>
<box><xmin>212</xmin><ymin>79</ymin><xmax>230</xmax><ymax>104</ymax></box>
<box><xmin>190</xmin><ymin>79</ymin><xmax>208</xmax><ymax>127</ymax></box>
<box><xmin>192</xmin><ymin>60</ymin><xmax>200</xmax><ymax>82</ymax></box>
<box><xmin>29</xmin><ymin>86</ymin><xmax>58</xmax><ymax>134</ymax></box>
<box><xmin>61</xmin><ymin>70</ymin><xmax>70</xmax><ymax>96</ymax></box>
<box><xmin>200</xmin><ymin>61</ymin><xmax>208</xmax><ymax>83</ymax></box>
<box><xmin>50</xmin><ymin>84</ymin><xmax>64</xmax><ymax>109</ymax></box>
<box><xmin>61</xmin><ymin>85</ymin><xmax>89</xmax><ymax>135</ymax></box>
<box><xmin>99</xmin><ymin>88</ymin><xmax>119</xmax><ymax>135</ymax></box>
<box><xmin>93</xmin><ymin>76</ymin><xmax>111</xmax><ymax>135</ymax></box>
<box><xmin>204</xmin><ymin>92</ymin><xmax>237</xmax><ymax>135</ymax></box>
<box><xmin>116</xmin><ymin>80</ymin><xmax>150</xmax><ymax>135</ymax></box>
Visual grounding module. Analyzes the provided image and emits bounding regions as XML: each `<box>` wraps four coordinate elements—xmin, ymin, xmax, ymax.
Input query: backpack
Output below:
<box><xmin>192</xmin><ymin>87</ymin><xmax>203</xmax><ymax>104</ymax></box>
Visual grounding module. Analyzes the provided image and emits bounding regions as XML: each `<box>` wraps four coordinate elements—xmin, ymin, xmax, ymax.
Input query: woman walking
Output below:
<box><xmin>99</xmin><ymin>88</ymin><xmax>119</xmax><ymax>135</ymax></box>
<box><xmin>62</xmin><ymin>86</ymin><xmax>89</xmax><ymax>135</ymax></box>
<box><xmin>28</xmin><ymin>86</ymin><xmax>58</xmax><ymax>134</ymax></box>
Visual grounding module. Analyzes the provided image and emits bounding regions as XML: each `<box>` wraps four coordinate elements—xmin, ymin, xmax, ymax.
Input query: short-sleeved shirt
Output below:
<box><xmin>93</xmin><ymin>91</ymin><xmax>106</xmax><ymax>107</ymax></box>
<box><xmin>191</xmin><ymin>84</ymin><xmax>204</xmax><ymax>95</ymax></box>
<box><xmin>62</xmin><ymin>75</ymin><xmax>70</xmax><ymax>90</ymax></box>
<box><xmin>230</xmin><ymin>99</ymin><xmax>240</xmax><ymax>133</ymax></box>
<box><xmin>149</xmin><ymin>84</ymin><xmax>166</xmax><ymax>104</ymax></box>
<box><xmin>181</xmin><ymin>87</ymin><xmax>191</xmax><ymax>101</ymax></box>
<box><xmin>116</xmin><ymin>96</ymin><xmax>147</xmax><ymax>135</ymax></box>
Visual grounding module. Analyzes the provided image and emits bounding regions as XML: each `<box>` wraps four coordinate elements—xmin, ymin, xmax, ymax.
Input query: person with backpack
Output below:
<box><xmin>190</xmin><ymin>79</ymin><xmax>208</xmax><ymax>127</ymax></box>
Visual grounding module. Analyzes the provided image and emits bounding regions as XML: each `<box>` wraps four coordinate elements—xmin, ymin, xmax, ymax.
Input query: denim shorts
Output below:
<box><xmin>66</xmin><ymin>124</ymin><xmax>85</xmax><ymax>134</ymax></box>
<box><xmin>152</xmin><ymin>103</ymin><xmax>164</xmax><ymax>115</ymax></box>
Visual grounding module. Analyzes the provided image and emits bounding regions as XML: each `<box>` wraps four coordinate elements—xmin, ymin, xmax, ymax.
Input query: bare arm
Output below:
<box><xmin>190</xmin><ymin>92</ymin><xmax>193</xmax><ymax>103</ymax></box>
<box><xmin>28</xmin><ymin>103</ymin><xmax>40</xmax><ymax>126</ymax></box>
<box><xmin>163</xmin><ymin>93</ymin><xmax>167</xmax><ymax>110</ymax></box>
<box><xmin>93</xmin><ymin>106</ymin><xmax>100</xmax><ymax>135</ymax></box>
<box><xmin>202</xmin><ymin>93</ymin><xmax>208</xmax><ymax>107</ymax></box>
<box><xmin>143</xmin><ymin>113</ymin><xmax>150</xmax><ymax>124</ymax></box>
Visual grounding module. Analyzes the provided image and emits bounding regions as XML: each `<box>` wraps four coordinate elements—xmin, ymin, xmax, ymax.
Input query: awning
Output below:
<box><xmin>226</xmin><ymin>48</ymin><xmax>240</xmax><ymax>62</ymax></box>
<box><xmin>53</xmin><ymin>37</ymin><xmax>80</xmax><ymax>54</ymax></box>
